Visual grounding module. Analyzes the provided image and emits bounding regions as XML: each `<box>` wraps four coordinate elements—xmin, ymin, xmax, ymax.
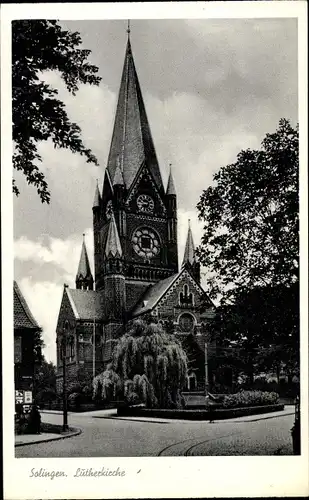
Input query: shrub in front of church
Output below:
<box><xmin>67</xmin><ymin>392</ymin><xmax>82</xmax><ymax>410</ymax></box>
<box><xmin>222</xmin><ymin>390</ymin><xmax>279</xmax><ymax>409</ymax></box>
<box><xmin>93</xmin><ymin>319</ymin><xmax>188</xmax><ymax>409</ymax></box>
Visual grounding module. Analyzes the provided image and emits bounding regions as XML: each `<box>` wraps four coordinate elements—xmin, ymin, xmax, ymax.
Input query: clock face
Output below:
<box><xmin>106</xmin><ymin>200</ymin><xmax>113</xmax><ymax>219</ymax></box>
<box><xmin>136</xmin><ymin>194</ymin><xmax>154</xmax><ymax>213</ymax></box>
<box><xmin>132</xmin><ymin>227</ymin><xmax>160</xmax><ymax>259</ymax></box>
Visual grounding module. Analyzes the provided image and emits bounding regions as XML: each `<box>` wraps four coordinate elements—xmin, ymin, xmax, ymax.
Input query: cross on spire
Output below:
<box><xmin>127</xmin><ymin>20</ymin><xmax>131</xmax><ymax>37</ymax></box>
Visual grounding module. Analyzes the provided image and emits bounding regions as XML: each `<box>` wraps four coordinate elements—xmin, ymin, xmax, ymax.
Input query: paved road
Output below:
<box><xmin>15</xmin><ymin>407</ymin><xmax>295</xmax><ymax>458</ymax></box>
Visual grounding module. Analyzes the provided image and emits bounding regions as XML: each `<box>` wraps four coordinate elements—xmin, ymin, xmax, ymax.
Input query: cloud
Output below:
<box><xmin>18</xmin><ymin>278</ymin><xmax>62</xmax><ymax>363</ymax></box>
<box><xmin>14</xmin><ymin>230</ymin><xmax>94</xmax><ymax>285</ymax></box>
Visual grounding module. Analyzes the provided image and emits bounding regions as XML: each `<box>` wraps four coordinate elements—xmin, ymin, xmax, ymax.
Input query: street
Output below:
<box><xmin>15</xmin><ymin>407</ymin><xmax>295</xmax><ymax>457</ymax></box>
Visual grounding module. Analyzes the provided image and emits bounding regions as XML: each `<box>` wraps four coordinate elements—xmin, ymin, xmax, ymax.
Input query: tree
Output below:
<box><xmin>67</xmin><ymin>366</ymin><xmax>93</xmax><ymax>398</ymax></box>
<box><xmin>93</xmin><ymin>319</ymin><xmax>188</xmax><ymax>409</ymax></box>
<box><xmin>196</xmin><ymin>118</ymin><xmax>298</xmax><ymax>302</ymax></box>
<box><xmin>197</xmin><ymin>119</ymin><xmax>299</xmax><ymax>384</ymax></box>
<box><xmin>33</xmin><ymin>356</ymin><xmax>57</xmax><ymax>405</ymax></box>
<box><xmin>209</xmin><ymin>282</ymin><xmax>299</xmax><ymax>385</ymax></box>
<box><xmin>12</xmin><ymin>20</ymin><xmax>101</xmax><ymax>203</ymax></box>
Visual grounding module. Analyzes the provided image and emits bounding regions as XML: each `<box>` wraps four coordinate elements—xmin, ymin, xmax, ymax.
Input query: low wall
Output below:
<box><xmin>117</xmin><ymin>404</ymin><xmax>284</xmax><ymax>420</ymax></box>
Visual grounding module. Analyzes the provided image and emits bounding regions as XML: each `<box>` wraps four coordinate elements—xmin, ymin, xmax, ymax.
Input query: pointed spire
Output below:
<box><xmin>105</xmin><ymin>212</ymin><xmax>122</xmax><ymax>258</ymax></box>
<box><xmin>76</xmin><ymin>234</ymin><xmax>93</xmax><ymax>288</ymax></box>
<box><xmin>113</xmin><ymin>157</ymin><xmax>125</xmax><ymax>186</ymax></box>
<box><xmin>106</xmin><ymin>36</ymin><xmax>163</xmax><ymax>192</ymax></box>
<box><xmin>166</xmin><ymin>164</ymin><xmax>176</xmax><ymax>195</ymax></box>
<box><xmin>182</xmin><ymin>220</ymin><xmax>196</xmax><ymax>266</ymax></box>
<box><xmin>93</xmin><ymin>180</ymin><xmax>101</xmax><ymax>208</ymax></box>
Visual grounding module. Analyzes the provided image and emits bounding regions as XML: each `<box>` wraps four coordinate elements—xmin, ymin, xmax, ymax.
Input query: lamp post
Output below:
<box><xmin>93</xmin><ymin>319</ymin><xmax>96</xmax><ymax>379</ymax></box>
<box><xmin>205</xmin><ymin>341</ymin><xmax>209</xmax><ymax>407</ymax></box>
<box><xmin>62</xmin><ymin>322</ymin><xmax>69</xmax><ymax>432</ymax></box>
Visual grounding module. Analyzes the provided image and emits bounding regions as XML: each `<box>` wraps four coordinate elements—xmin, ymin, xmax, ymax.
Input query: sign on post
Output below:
<box><xmin>24</xmin><ymin>391</ymin><xmax>33</xmax><ymax>404</ymax></box>
<box><xmin>15</xmin><ymin>390</ymin><xmax>23</xmax><ymax>405</ymax></box>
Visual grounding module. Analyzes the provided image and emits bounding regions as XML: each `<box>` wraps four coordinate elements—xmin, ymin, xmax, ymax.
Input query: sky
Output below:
<box><xmin>13</xmin><ymin>18</ymin><xmax>298</xmax><ymax>364</ymax></box>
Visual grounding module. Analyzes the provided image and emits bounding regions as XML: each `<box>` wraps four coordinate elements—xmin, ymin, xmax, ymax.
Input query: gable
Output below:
<box><xmin>157</xmin><ymin>269</ymin><xmax>213</xmax><ymax>312</ymax></box>
<box><xmin>132</xmin><ymin>268</ymin><xmax>215</xmax><ymax>319</ymax></box>
<box><xmin>126</xmin><ymin>161</ymin><xmax>166</xmax><ymax>216</ymax></box>
<box><xmin>56</xmin><ymin>288</ymin><xmax>77</xmax><ymax>333</ymax></box>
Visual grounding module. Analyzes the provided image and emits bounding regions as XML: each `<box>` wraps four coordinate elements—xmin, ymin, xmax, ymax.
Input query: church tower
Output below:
<box><xmin>93</xmin><ymin>33</ymin><xmax>178</xmax><ymax>311</ymax></box>
<box><xmin>56</xmin><ymin>26</ymin><xmax>216</xmax><ymax>395</ymax></box>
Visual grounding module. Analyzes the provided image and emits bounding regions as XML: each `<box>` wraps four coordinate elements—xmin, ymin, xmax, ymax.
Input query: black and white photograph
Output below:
<box><xmin>1</xmin><ymin>2</ymin><xmax>308</xmax><ymax>499</ymax></box>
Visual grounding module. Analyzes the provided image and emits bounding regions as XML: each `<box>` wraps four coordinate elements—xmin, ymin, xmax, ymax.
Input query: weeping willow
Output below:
<box><xmin>93</xmin><ymin>319</ymin><xmax>188</xmax><ymax>408</ymax></box>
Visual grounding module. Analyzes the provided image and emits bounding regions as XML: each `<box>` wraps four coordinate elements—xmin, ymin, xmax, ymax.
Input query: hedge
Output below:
<box><xmin>117</xmin><ymin>403</ymin><xmax>284</xmax><ymax>420</ymax></box>
<box><xmin>222</xmin><ymin>390</ymin><xmax>279</xmax><ymax>409</ymax></box>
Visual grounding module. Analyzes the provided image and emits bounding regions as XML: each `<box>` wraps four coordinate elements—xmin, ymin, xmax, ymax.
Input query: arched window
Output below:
<box><xmin>187</xmin><ymin>372</ymin><xmax>197</xmax><ymax>391</ymax></box>
<box><xmin>179</xmin><ymin>313</ymin><xmax>195</xmax><ymax>332</ymax></box>
<box><xmin>179</xmin><ymin>284</ymin><xmax>194</xmax><ymax>306</ymax></box>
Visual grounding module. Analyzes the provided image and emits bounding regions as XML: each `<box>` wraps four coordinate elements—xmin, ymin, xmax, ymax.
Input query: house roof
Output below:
<box><xmin>132</xmin><ymin>272</ymin><xmax>179</xmax><ymax>317</ymax></box>
<box><xmin>106</xmin><ymin>38</ymin><xmax>163</xmax><ymax>193</ymax></box>
<box><xmin>66</xmin><ymin>288</ymin><xmax>105</xmax><ymax>321</ymax></box>
<box><xmin>14</xmin><ymin>281</ymin><xmax>41</xmax><ymax>330</ymax></box>
<box><xmin>132</xmin><ymin>266</ymin><xmax>215</xmax><ymax>318</ymax></box>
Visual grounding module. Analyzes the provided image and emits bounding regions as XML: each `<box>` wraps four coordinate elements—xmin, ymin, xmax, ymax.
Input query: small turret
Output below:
<box><xmin>103</xmin><ymin>212</ymin><xmax>126</xmax><ymax>327</ymax></box>
<box><xmin>166</xmin><ymin>166</ymin><xmax>176</xmax><ymax>196</ymax></box>
<box><xmin>182</xmin><ymin>220</ymin><xmax>200</xmax><ymax>283</ymax></box>
<box><xmin>166</xmin><ymin>164</ymin><xmax>178</xmax><ymax>272</ymax></box>
<box><xmin>105</xmin><ymin>212</ymin><xmax>123</xmax><ymax>260</ymax></box>
<box><xmin>112</xmin><ymin>158</ymin><xmax>126</xmax><ymax>237</ymax></box>
<box><xmin>92</xmin><ymin>180</ymin><xmax>101</xmax><ymax>209</ymax></box>
<box><xmin>76</xmin><ymin>234</ymin><xmax>94</xmax><ymax>290</ymax></box>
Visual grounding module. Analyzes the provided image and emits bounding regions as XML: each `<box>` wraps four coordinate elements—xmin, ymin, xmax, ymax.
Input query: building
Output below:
<box><xmin>56</xmin><ymin>34</ymin><xmax>216</xmax><ymax>394</ymax></box>
<box><xmin>14</xmin><ymin>281</ymin><xmax>41</xmax><ymax>395</ymax></box>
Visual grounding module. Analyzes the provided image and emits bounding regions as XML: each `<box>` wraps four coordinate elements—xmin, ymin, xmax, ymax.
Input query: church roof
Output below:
<box><xmin>66</xmin><ymin>288</ymin><xmax>105</xmax><ymax>321</ymax></box>
<box><xmin>105</xmin><ymin>213</ymin><xmax>122</xmax><ymax>258</ymax></box>
<box><xmin>166</xmin><ymin>167</ymin><xmax>176</xmax><ymax>196</ymax></box>
<box><xmin>76</xmin><ymin>236</ymin><xmax>93</xmax><ymax>281</ymax></box>
<box><xmin>106</xmin><ymin>38</ymin><xmax>163</xmax><ymax>193</ymax></box>
<box><xmin>182</xmin><ymin>221</ymin><xmax>196</xmax><ymax>266</ymax></box>
<box><xmin>132</xmin><ymin>273</ymin><xmax>179</xmax><ymax>316</ymax></box>
<box><xmin>14</xmin><ymin>281</ymin><xmax>41</xmax><ymax>330</ymax></box>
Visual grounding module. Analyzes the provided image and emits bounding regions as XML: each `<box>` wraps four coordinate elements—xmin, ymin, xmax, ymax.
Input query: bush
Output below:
<box><xmin>67</xmin><ymin>392</ymin><xmax>82</xmax><ymax>410</ymax></box>
<box><xmin>238</xmin><ymin>377</ymin><xmax>300</xmax><ymax>399</ymax></box>
<box><xmin>222</xmin><ymin>390</ymin><xmax>279</xmax><ymax>409</ymax></box>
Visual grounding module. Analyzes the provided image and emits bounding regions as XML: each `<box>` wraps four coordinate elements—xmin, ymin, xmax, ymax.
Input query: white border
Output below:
<box><xmin>1</xmin><ymin>2</ymin><xmax>308</xmax><ymax>499</ymax></box>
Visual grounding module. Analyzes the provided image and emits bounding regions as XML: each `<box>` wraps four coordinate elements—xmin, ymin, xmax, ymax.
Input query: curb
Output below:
<box><xmin>15</xmin><ymin>427</ymin><xmax>82</xmax><ymax>447</ymax></box>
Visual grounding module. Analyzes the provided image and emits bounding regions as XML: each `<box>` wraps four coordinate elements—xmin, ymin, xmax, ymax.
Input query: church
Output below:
<box><xmin>56</xmin><ymin>33</ymin><xmax>216</xmax><ymax>395</ymax></box>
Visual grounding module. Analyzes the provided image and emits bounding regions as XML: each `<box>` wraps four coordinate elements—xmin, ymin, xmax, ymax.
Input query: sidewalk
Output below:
<box><xmin>41</xmin><ymin>408</ymin><xmax>117</xmax><ymax>417</ymax></box>
<box><xmin>15</xmin><ymin>427</ymin><xmax>81</xmax><ymax>447</ymax></box>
